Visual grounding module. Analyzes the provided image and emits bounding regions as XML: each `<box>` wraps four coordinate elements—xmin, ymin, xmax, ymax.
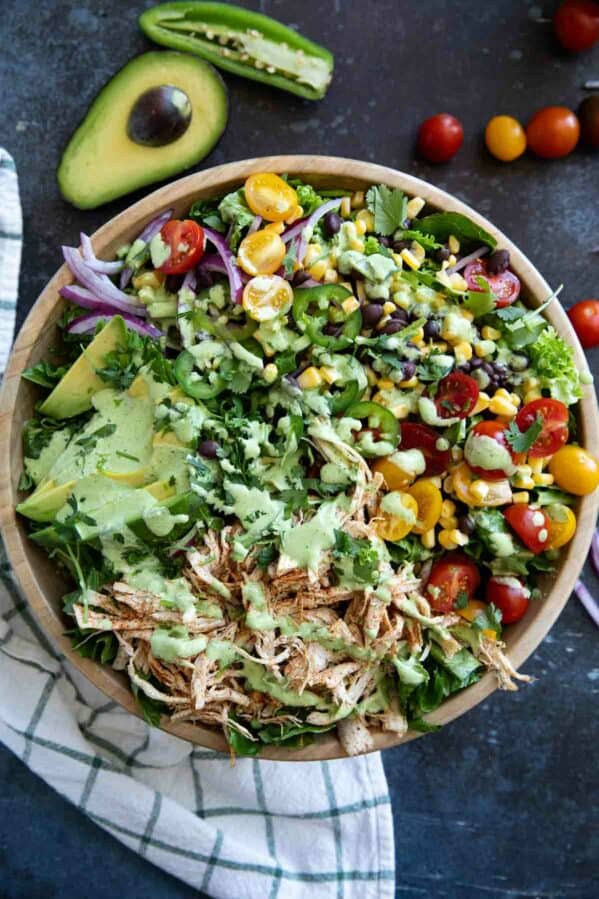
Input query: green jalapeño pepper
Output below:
<box><xmin>174</xmin><ymin>350</ymin><xmax>225</xmax><ymax>399</ymax></box>
<box><xmin>345</xmin><ymin>401</ymin><xmax>399</xmax><ymax>458</ymax></box>
<box><xmin>193</xmin><ymin>309</ymin><xmax>257</xmax><ymax>342</ymax></box>
<box><xmin>293</xmin><ymin>285</ymin><xmax>362</xmax><ymax>351</ymax></box>
<box><xmin>329</xmin><ymin>380</ymin><xmax>362</xmax><ymax>416</ymax></box>
<box><xmin>139</xmin><ymin>3</ymin><xmax>334</xmax><ymax>100</ymax></box>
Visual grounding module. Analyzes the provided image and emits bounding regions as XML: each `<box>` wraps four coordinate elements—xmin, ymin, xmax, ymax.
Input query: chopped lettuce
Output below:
<box><xmin>527</xmin><ymin>326</ymin><xmax>583</xmax><ymax>406</ymax></box>
<box><xmin>217</xmin><ymin>189</ymin><xmax>255</xmax><ymax>250</ymax></box>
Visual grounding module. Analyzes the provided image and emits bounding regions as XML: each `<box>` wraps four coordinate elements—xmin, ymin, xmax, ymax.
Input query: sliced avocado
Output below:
<box><xmin>129</xmin><ymin>490</ymin><xmax>207</xmax><ymax>544</ymax></box>
<box><xmin>17</xmin><ymin>480</ymin><xmax>77</xmax><ymax>523</ymax></box>
<box><xmin>57</xmin><ymin>52</ymin><xmax>228</xmax><ymax>209</ymax></box>
<box><xmin>39</xmin><ymin>317</ymin><xmax>127</xmax><ymax>419</ymax></box>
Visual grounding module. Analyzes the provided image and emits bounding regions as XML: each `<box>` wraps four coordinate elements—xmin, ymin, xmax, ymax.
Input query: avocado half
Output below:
<box><xmin>57</xmin><ymin>51</ymin><xmax>228</xmax><ymax>209</ymax></box>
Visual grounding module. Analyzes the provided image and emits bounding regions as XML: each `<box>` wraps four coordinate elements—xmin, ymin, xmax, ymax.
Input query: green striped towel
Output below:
<box><xmin>0</xmin><ymin>149</ymin><xmax>395</xmax><ymax>898</ymax></box>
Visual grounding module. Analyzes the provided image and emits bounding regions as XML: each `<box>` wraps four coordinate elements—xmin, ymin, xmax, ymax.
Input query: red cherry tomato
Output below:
<box><xmin>399</xmin><ymin>422</ymin><xmax>451</xmax><ymax>476</ymax></box>
<box><xmin>417</xmin><ymin>114</ymin><xmax>464</xmax><ymax>163</ymax></box>
<box><xmin>578</xmin><ymin>96</ymin><xmax>599</xmax><ymax>148</ymax></box>
<box><xmin>504</xmin><ymin>505</ymin><xmax>551</xmax><ymax>554</ymax></box>
<box><xmin>466</xmin><ymin>420</ymin><xmax>523</xmax><ymax>480</ymax></box>
<box><xmin>516</xmin><ymin>398</ymin><xmax>569</xmax><ymax>458</ymax></box>
<box><xmin>426</xmin><ymin>553</ymin><xmax>481</xmax><ymax>614</ymax></box>
<box><xmin>159</xmin><ymin>220</ymin><xmax>205</xmax><ymax>274</ymax></box>
<box><xmin>568</xmin><ymin>298</ymin><xmax>599</xmax><ymax>347</ymax></box>
<box><xmin>464</xmin><ymin>259</ymin><xmax>521</xmax><ymax>308</ymax></box>
<box><xmin>434</xmin><ymin>372</ymin><xmax>480</xmax><ymax>420</ymax></box>
<box><xmin>526</xmin><ymin>107</ymin><xmax>580</xmax><ymax>159</ymax></box>
<box><xmin>486</xmin><ymin>577</ymin><xmax>530</xmax><ymax>624</ymax></box>
<box><xmin>554</xmin><ymin>0</ymin><xmax>599</xmax><ymax>51</ymax></box>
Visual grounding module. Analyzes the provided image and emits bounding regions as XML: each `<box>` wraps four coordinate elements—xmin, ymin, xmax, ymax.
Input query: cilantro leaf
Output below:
<box><xmin>464</xmin><ymin>277</ymin><xmax>497</xmax><ymax>317</ymax></box>
<box><xmin>364</xmin><ymin>236</ymin><xmax>393</xmax><ymax>257</ymax></box>
<box><xmin>22</xmin><ymin>360</ymin><xmax>69</xmax><ymax>390</ymax></box>
<box><xmin>414</xmin><ymin>212</ymin><xmax>497</xmax><ymax>249</ymax></box>
<box><xmin>188</xmin><ymin>197</ymin><xmax>227</xmax><ymax>233</ymax></box>
<box><xmin>454</xmin><ymin>590</ymin><xmax>469</xmax><ymax>610</ymax></box>
<box><xmin>333</xmin><ymin>530</ymin><xmax>380</xmax><ymax>585</ymax></box>
<box><xmin>217</xmin><ymin>190</ymin><xmax>255</xmax><ymax>250</ymax></box>
<box><xmin>472</xmin><ymin>602</ymin><xmax>503</xmax><ymax>635</ymax></box>
<box><xmin>366</xmin><ymin>185</ymin><xmax>407</xmax><ymax>236</ymax></box>
<box><xmin>505</xmin><ymin>415</ymin><xmax>543</xmax><ymax>454</ymax></box>
<box><xmin>393</xmin><ymin>229</ymin><xmax>441</xmax><ymax>250</ymax></box>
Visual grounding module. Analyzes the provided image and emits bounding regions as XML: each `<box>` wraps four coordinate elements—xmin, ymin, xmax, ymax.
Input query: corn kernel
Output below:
<box><xmin>472</xmin><ymin>392</ymin><xmax>490</xmax><ymax>415</ymax></box>
<box><xmin>133</xmin><ymin>270</ymin><xmax>165</xmax><ymax>289</ymax></box>
<box><xmin>366</xmin><ymin>366</ymin><xmax>377</xmax><ymax>386</ymax></box>
<box><xmin>440</xmin><ymin>515</ymin><xmax>458</xmax><ymax>530</ymax></box>
<box><xmin>411</xmin><ymin>241</ymin><xmax>426</xmax><ymax>264</ymax></box>
<box><xmin>401</xmin><ymin>248</ymin><xmax>422</xmax><ymax>270</ymax></box>
<box><xmin>392</xmin><ymin>403</ymin><xmax>411</xmax><ymax>419</ymax></box>
<box><xmin>341</xmin><ymin>296</ymin><xmax>360</xmax><ymax>315</ymax></box>
<box><xmin>309</xmin><ymin>259</ymin><xmax>328</xmax><ymax>281</ymax></box>
<box><xmin>461</xmin><ymin>310</ymin><xmax>474</xmax><ymax>322</ymax></box>
<box><xmin>512</xmin><ymin>491</ymin><xmax>530</xmax><ymax>504</ymax></box>
<box><xmin>264</xmin><ymin>221</ymin><xmax>285</xmax><ymax>234</ymax></box>
<box><xmin>447</xmin><ymin>254</ymin><xmax>458</xmax><ymax>267</ymax></box>
<box><xmin>399</xmin><ymin>376</ymin><xmax>418</xmax><ymax>389</ymax></box>
<box><xmin>351</xmin><ymin>190</ymin><xmax>365</xmax><ymax>208</ymax></box>
<box><xmin>447</xmin><ymin>234</ymin><xmax>459</xmax><ymax>254</ymax></box>
<box><xmin>383</xmin><ymin>301</ymin><xmax>396</xmax><ymax>315</ymax></box>
<box><xmin>377</xmin><ymin>378</ymin><xmax>394</xmax><ymax>390</ymax></box>
<box><xmin>340</xmin><ymin>196</ymin><xmax>352</xmax><ymax>218</ymax></box>
<box><xmin>320</xmin><ymin>366</ymin><xmax>339</xmax><ymax>385</ymax></box>
<box><xmin>406</xmin><ymin>196</ymin><xmax>425</xmax><ymax>218</ymax></box>
<box><xmin>391</xmin><ymin>252</ymin><xmax>404</xmax><ymax>267</ymax></box>
<box><xmin>515</xmin><ymin>476</ymin><xmax>535</xmax><ymax>490</ymax></box>
<box><xmin>528</xmin><ymin>457</ymin><xmax>545</xmax><ymax>475</ymax></box>
<box><xmin>523</xmin><ymin>376</ymin><xmax>540</xmax><ymax>390</ymax></box>
<box><xmin>475</xmin><ymin>339</ymin><xmax>497</xmax><ymax>357</ymax></box>
<box><xmin>449</xmin><ymin>528</ymin><xmax>469</xmax><ymax>547</ymax></box>
<box><xmin>441</xmin><ymin>499</ymin><xmax>456</xmax><ymax>517</ymax></box>
<box><xmin>297</xmin><ymin>367</ymin><xmax>323</xmax><ymax>390</ymax></box>
<box><xmin>454</xmin><ymin>342</ymin><xmax>473</xmax><ymax>364</ymax></box>
<box><xmin>482</xmin><ymin>325</ymin><xmax>501</xmax><ymax>341</ymax></box>
<box><xmin>349</xmin><ymin>237</ymin><xmax>365</xmax><ymax>253</ymax></box>
<box><xmin>324</xmin><ymin>268</ymin><xmax>339</xmax><ymax>284</ymax></box>
<box><xmin>303</xmin><ymin>244</ymin><xmax>322</xmax><ymax>267</ymax></box>
<box><xmin>262</xmin><ymin>363</ymin><xmax>278</xmax><ymax>384</ymax></box>
<box><xmin>428</xmin><ymin>476</ymin><xmax>443</xmax><ymax>488</ymax></box>
<box><xmin>377</xmin><ymin>315</ymin><xmax>390</xmax><ymax>330</ymax></box>
<box><xmin>451</xmin><ymin>446</ymin><xmax>464</xmax><ymax>461</ymax></box>
<box><xmin>449</xmin><ymin>273</ymin><xmax>469</xmax><ymax>292</ymax></box>
<box><xmin>489</xmin><ymin>394</ymin><xmax>518</xmax><ymax>417</ymax></box>
<box><xmin>439</xmin><ymin>529</ymin><xmax>458</xmax><ymax>551</ymax></box>
<box><xmin>356</xmin><ymin>209</ymin><xmax>375</xmax><ymax>231</ymax></box>
<box><xmin>421</xmin><ymin>528</ymin><xmax>436</xmax><ymax>549</ymax></box>
<box><xmin>285</xmin><ymin>205</ymin><xmax>304</xmax><ymax>224</ymax></box>
<box><xmin>524</xmin><ymin>389</ymin><xmax>542</xmax><ymax>403</ymax></box>
<box><xmin>354</xmin><ymin>218</ymin><xmax>368</xmax><ymax>236</ymax></box>
<box><xmin>355</xmin><ymin>281</ymin><xmax>367</xmax><ymax>303</ymax></box>
<box><xmin>533</xmin><ymin>473</ymin><xmax>555</xmax><ymax>486</ymax></box>
<box><xmin>509</xmin><ymin>393</ymin><xmax>521</xmax><ymax>407</ymax></box>
<box><xmin>470</xmin><ymin>480</ymin><xmax>490</xmax><ymax>501</ymax></box>
<box><xmin>444</xmin><ymin>476</ymin><xmax>454</xmax><ymax>493</ymax></box>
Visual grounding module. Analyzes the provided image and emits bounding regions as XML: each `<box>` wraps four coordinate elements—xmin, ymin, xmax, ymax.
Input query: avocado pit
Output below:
<box><xmin>127</xmin><ymin>85</ymin><xmax>192</xmax><ymax>148</ymax></box>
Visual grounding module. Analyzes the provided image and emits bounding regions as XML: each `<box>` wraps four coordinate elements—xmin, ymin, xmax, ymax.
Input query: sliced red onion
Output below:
<box><xmin>590</xmin><ymin>530</ymin><xmax>599</xmax><ymax>578</ymax></box>
<box><xmin>60</xmin><ymin>284</ymin><xmax>147</xmax><ymax>318</ymax></box>
<box><xmin>446</xmin><ymin>245</ymin><xmax>489</xmax><ymax>274</ymax></box>
<box><xmin>574</xmin><ymin>579</ymin><xmax>599</xmax><ymax>628</ymax></box>
<box><xmin>202</xmin><ymin>226</ymin><xmax>244</xmax><ymax>303</ymax></box>
<box><xmin>248</xmin><ymin>215</ymin><xmax>263</xmax><ymax>234</ymax></box>
<box><xmin>296</xmin><ymin>199</ymin><xmax>342</xmax><ymax>264</ymax></box>
<box><xmin>199</xmin><ymin>253</ymin><xmax>227</xmax><ymax>275</ymax></box>
<box><xmin>80</xmin><ymin>233</ymin><xmax>124</xmax><ymax>275</ymax></box>
<box><xmin>67</xmin><ymin>312</ymin><xmax>162</xmax><ymax>338</ymax></box>
<box><xmin>182</xmin><ymin>269</ymin><xmax>197</xmax><ymax>292</ymax></box>
<box><xmin>119</xmin><ymin>208</ymin><xmax>174</xmax><ymax>288</ymax></box>
<box><xmin>63</xmin><ymin>246</ymin><xmax>147</xmax><ymax>317</ymax></box>
<box><xmin>281</xmin><ymin>217</ymin><xmax>308</xmax><ymax>244</ymax></box>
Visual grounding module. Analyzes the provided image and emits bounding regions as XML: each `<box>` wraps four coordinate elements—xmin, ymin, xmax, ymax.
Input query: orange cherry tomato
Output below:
<box><xmin>554</xmin><ymin>0</ymin><xmax>599</xmax><ymax>51</ymax></box>
<box><xmin>244</xmin><ymin>173</ymin><xmax>299</xmax><ymax>222</ymax></box>
<box><xmin>548</xmin><ymin>445</ymin><xmax>599</xmax><ymax>495</ymax></box>
<box><xmin>485</xmin><ymin>115</ymin><xmax>527</xmax><ymax>162</ymax></box>
<box><xmin>568</xmin><ymin>298</ymin><xmax>599</xmax><ymax>347</ymax></box>
<box><xmin>457</xmin><ymin>598</ymin><xmax>499</xmax><ymax>639</ymax></box>
<box><xmin>242</xmin><ymin>275</ymin><xmax>293</xmax><ymax>322</ymax></box>
<box><xmin>374</xmin><ymin>492</ymin><xmax>418</xmax><ymax>542</ymax></box>
<box><xmin>372</xmin><ymin>456</ymin><xmax>414</xmax><ymax>490</ymax></box>
<box><xmin>545</xmin><ymin>504</ymin><xmax>577</xmax><ymax>549</ymax></box>
<box><xmin>526</xmin><ymin>107</ymin><xmax>580</xmax><ymax>159</ymax></box>
<box><xmin>237</xmin><ymin>229</ymin><xmax>286</xmax><ymax>276</ymax></box>
<box><xmin>158</xmin><ymin>220</ymin><xmax>205</xmax><ymax>274</ymax></box>
<box><xmin>406</xmin><ymin>479</ymin><xmax>443</xmax><ymax>534</ymax></box>
<box><xmin>452</xmin><ymin>462</ymin><xmax>513</xmax><ymax>508</ymax></box>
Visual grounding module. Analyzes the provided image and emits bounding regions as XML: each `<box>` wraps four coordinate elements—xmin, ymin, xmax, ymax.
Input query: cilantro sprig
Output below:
<box><xmin>505</xmin><ymin>414</ymin><xmax>543</xmax><ymax>454</ymax></box>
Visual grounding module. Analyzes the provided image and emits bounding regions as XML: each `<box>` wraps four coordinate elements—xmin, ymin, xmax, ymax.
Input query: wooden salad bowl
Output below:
<box><xmin>1</xmin><ymin>156</ymin><xmax>597</xmax><ymax>761</ymax></box>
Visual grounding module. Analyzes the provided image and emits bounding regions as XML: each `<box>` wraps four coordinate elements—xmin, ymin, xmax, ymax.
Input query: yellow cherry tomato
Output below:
<box><xmin>374</xmin><ymin>492</ymin><xmax>418</xmax><ymax>542</ymax></box>
<box><xmin>406</xmin><ymin>479</ymin><xmax>443</xmax><ymax>535</ymax></box>
<box><xmin>544</xmin><ymin>503</ymin><xmax>577</xmax><ymax>550</ymax></box>
<box><xmin>549</xmin><ymin>446</ymin><xmax>599</xmax><ymax>496</ymax></box>
<box><xmin>485</xmin><ymin>115</ymin><xmax>527</xmax><ymax>162</ymax></box>
<box><xmin>457</xmin><ymin>598</ymin><xmax>497</xmax><ymax>641</ymax></box>
<box><xmin>237</xmin><ymin>228</ymin><xmax>287</xmax><ymax>276</ymax></box>
<box><xmin>242</xmin><ymin>275</ymin><xmax>293</xmax><ymax>322</ymax></box>
<box><xmin>244</xmin><ymin>173</ymin><xmax>299</xmax><ymax>222</ymax></box>
<box><xmin>372</xmin><ymin>456</ymin><xmax>414</xmax><ymax>490</ymax></box>
<box><xmin>452</xmin><ymin>462</ymin><xmax>513</xmax><ymax>508</ymax></box>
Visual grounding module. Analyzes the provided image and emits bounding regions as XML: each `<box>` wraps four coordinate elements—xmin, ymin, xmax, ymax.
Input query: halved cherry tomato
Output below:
<box><xmin>242</xmin><ymin>275</ymin><xmax>293</xmax><ymax>322</ymax></box>
<box><xmin>465</xmin><ymin>420</ymin><xmax>523</xmax><ymax>481</ymax></box>
<box><xmin>406</xmin><ymin>479</ymin><xmax>443</xmax><ymax>534</ymax></box>
<box><xmin>426</xmin><ymin>553</ymin><xmax>480</xmax><ymax>614</ymax></box>
<box><xmin>504</xmin><ymin>504</ymin><xmax>550</xmax><ymax>554</ymax></box>
<box><xmin>434</xmin><ymin>372</ymin><xmax>480</xmax><ymax>420</ymax></box>
<box><xmin>237</xmin><ymin>228</ymin><xmax>287</xmax><ymax>276</ymax></box>
<box><xmin>374</xmin><ymin>492</ymin><xmax>418</xmax><ymax>542</ymax></box>
<box><xmin>526</xmin><ymin>106</ymin><xmax>580</xmax><ymax>159</ymax></box>
<box><xmin>545</xmin><ymin>503</ymin><xmax>577</xmax><ymax>549</ymax></box>
<box><xmin>486</xmin><ymin>577</ymin><xmax>530</xmax><ymax>624</ymax></box>
<box><xmin>549</xmin><ymin>445</ymin><xmax>599</xmax><ymax>495</ymax></box>
<box><xmin>399</xmin><ymin>422</ymin><xmax>450</xmax><ymax>475</ymax></box>
<box><xmin>372</xmin><ymin>456</ymin><xmax>414</xmax><ymax>490</ymax></box>
<box><xmin>464</xmin><ymin>259</ymin><xmax>521</xmax><ymax>308</ymax></box>
<box><xmin>244</xmin><ymin>173</ymin><xmax>299</xmax><ymax>222</ymax></box>
<box><xmin>417</xmin><ymin>113</ymin><xmax>464</xmax><ymax>163</ymax></box>
<box><xmin>568</xmin><ymin>298</ymin><xmax>599</xmax><ymax>347</ymax></box>
<box><xmin>516</xmin><ymin>398</ymin><xmax>569</xmax><ymax>458</ymax></box>
<box><xmin>452</xmin><ymin>462</ymin><xmax>513</xmax><ymax>507</ymax></box>
<box><xmin>554</xmin><ymin>0</ymin><xmax>599</xmax><ymax>52</ymax></box>
<box><xmin>159</xmin><ymin>220</ymin><xmax>205</xmax><ymax>274</ymax></box>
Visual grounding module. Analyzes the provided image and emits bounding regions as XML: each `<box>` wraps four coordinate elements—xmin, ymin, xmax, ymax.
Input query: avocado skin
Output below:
<box><xmin>39</xmin><ymin>316</ymin><xmax>127</xmax><ymax>419</ymax></box>
<box><xmin>57</xmin><ymin>52</ymin><xmax>228</xmax><ymax>209</ymax></box>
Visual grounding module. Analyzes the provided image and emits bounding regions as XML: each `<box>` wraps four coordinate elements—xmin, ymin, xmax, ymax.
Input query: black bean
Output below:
<box><xmin>393</xmin><ymin>239</ymin><xmax>411</xmax><ymax>252</ymax></box>
<box><xmin>323</xmin><ymin>212</ymin><xmax>343</xmax><ymax>238</ymax></box>
<box><xmin>423</xmin><ymin>319</ymin><xmax>441</xmax><ymax>339</ymax></box>
<box><xmin>435</xmin><ymin>247</ymin><xmax>451</xmax><ymax>264</ymax></box>
<box><xmin>470</xmin><ymin>357</ymin><xmax>483</xmax><ymax>369</ymax></box>
<box><xmin>166</xmin><ymin>274</ymin><xmax>182</xmax><ymax>293</ymax></box>
<box><xmin>458</xmin><ymin>514</ymin><xmax>475</xmax><ymax>535</ymax></box>
<box><xmin>402</xmin><ymin>218</ymin><xmax>412</xmax><ymax>229</ymax></box>
<box><xmin>383</xmin><ymin>319</ymin><xmax>404</xmax><ymax>335</ymax></box>
<box><xmin>378</xmin><ymin>236</ymin><xmax>392</xmax><ymax>248</ymax></box>
<box><xmin>456</xmin><ymin>363</ymin><xmax>471</xmax><ymax>374</ymax></box>
<box><xmin>199</xmin><ymin>440</ymin><xmax>220</xmax><ymax>459</ymax></box>
<box><xmin>196</xmin><ymin>269</ymin><xmax>214</xmax><ymax>289</ymax></box>
<box><xmin>392</xmin><ymin>308</ymin><xmax>409</xmax><ymax>324</ymax></box>
<box><xmin>482</xmin><ymin>361</ymin><xmax>495</xmax><ymax>375</ymax></box>
<box><xmin>486</xmin><ymin>249</ymin><xmax>510</xmax><ymax>275</ymax></box>
<box><xmin>293</xmin><ymin>270</ymin><xmax>312</xmax><ymax>287</ymax></box>
<box><xmin>362</xmin><ymin>303</ymin><xmax>384</xmax><ymax>327</ymax></box>
<box><xmin>402</xmin><ymin>361</ymin><xmax>416</xmax><ymax>379</ymax></box>
<box><xmin>323</xmin><ymin>322</ymin><xmax>343</xmax><ymax>336</ymax></box>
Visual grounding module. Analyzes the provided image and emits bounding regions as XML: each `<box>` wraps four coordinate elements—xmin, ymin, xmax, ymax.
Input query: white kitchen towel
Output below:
<box><xmin>0</xmin><ymin>148</ymin><xmax>395</xmax><ymax>898</ymax></box>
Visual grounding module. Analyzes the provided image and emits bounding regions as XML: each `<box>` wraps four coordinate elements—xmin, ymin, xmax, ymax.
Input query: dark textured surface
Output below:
<box><xmin>1</xmin><ymin>1</ymin><xmax>598</xmax><ymax>897</ymax></box>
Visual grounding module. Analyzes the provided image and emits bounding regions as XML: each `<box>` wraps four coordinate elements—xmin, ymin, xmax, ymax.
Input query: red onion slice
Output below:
<box><xmin>67</xmin><ymin>312</ymin><xmax>162</xmax><ymax>338</ymax></box>
<box><xmin>119</xmin><ymin>208</ymin><xmax>174</xmax><ymax>288</ymax></box>
<box><xmin>281</xmin><ymin>217</ymin><xmax>308</xmax><ymax>244</ymax></box>
<box><xmin>248</xmin><ymin>215</ymin><xmax>263</xmax><ymax>234</ymax></box>
<box><xmin>590</xmin><ymin>530</ymin><xmax>599</xmax><ymax>578</ymax></box>
<box><xmin>80</xmin><ymin>233</ymin><xmax>124</xmax><ymax>275</ymax></box>
<box><xmin>202</xmin><ymin>226</ymin><xmax>244</xmax><ymax>303</ymax></box>
<box><xmin>199</xmin><ymin>253</ymin><xmax>227</xmax><ymax>275</ymax></box>
<box><xmin>446</xmin><ymin>246</ymin><xmax>489</xmax><ymax>275</ymax></box>
<box><xmin>296</xmin><ymin>199</ymin><xmax>342</xmax><ymax>264</ymax></box>
<box><xmin>60</xmin><ymin>284</ymin><xmax>147</xmax><ymax>318</ymax></box>
<box><xmin>574</xmin><ymin>579</ymin><xmax>599</xmax><ymax>628</ymax></box>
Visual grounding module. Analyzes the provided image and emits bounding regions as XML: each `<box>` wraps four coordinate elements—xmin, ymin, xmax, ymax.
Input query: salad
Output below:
<box><xmin>17</xmin><ymin>173</ymin><xmax>599</xmax><ymax>757</ymax></box>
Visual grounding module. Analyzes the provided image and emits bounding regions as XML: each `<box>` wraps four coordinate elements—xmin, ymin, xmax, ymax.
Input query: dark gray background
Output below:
<box><xmin>1</xmin><ymin>1</ymin><xmax>598</xmax><ymax>897</ymax></box>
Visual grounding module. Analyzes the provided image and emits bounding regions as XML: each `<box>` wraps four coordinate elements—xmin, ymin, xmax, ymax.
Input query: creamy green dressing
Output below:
<box><xmin>151</xmin><ymin>626</ymin><xmax>207</xmax><ymax>663</ymax></box>
<box><xmin>464</xmin><ymin>433</ymin><xmax>516</xmax><ymax>475</ymax></box>
<box><xmin>142</xmin><ymin>505</ymin><xmax>188</xmax><ymax>537</ymax></box>
<box><xmin>25</xmin><ymin>429</ymin><xmax>72</xmax><ymax>486</ymax></box>
<box><xmin>281</xmin><ymin>499</ymin><xmax>344</xmax><ymax>571</ymax></box>
<box><xmin>380</xmin><ymin>491</ymin><xmax>417</xmax><ymax>525</ymax></box>
<box><xmin>149</xmin><ymin>232</ymin><xmax>171</xmax><ymax>268</ymax></box>
<box><xmin>418</xmin><ymin>396</ymin><xmax>460</xmax><ymax>427</ymax></box>
<box><xmin>388</xmin><ymin>449</ymin><xmax>426</xmax><ymax>478</ymax></box>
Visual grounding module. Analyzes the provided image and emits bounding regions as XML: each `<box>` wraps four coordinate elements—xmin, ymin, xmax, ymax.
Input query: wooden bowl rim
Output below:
<box><xmin>1</xmin><ymin>154</ymin><xmax>597</xmax><ymax>761</ymax></box>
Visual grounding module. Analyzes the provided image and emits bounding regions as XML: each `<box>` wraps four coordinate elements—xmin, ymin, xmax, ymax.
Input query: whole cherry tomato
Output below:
<box><xmin>504</xmin><ymin>505</ymin><xmax>550</xmax><ymax>554</ymax></box>
<box><xmin>554</xmin><ymin>0</ymin><xmax>599</xmax><ymax>51</ymax></box>
<box><xmin>568</xmin><ymin>298</ymin><xmax>599</xmax><ymax>347</ymax></box>
<box><xmin>159</xmin><ymin>220</ymin><xmax>205</xmax><ymax>274</ymax></box>
<box><xmin>464</xmin><ymin>258</ymin><xmax>521</xmax><ymax>307</ymax></box>
<box><xmin>399</xmin><ymin>422</ymin><xmax>451</xmax><ymax>475</ymax></box>
<box><xmin>465</xmin><ymin>420</ymin><xmax>522</xmax><ymax>480</ymax></box>
<box><xmin>434</xmin><ymin>372</ymin><xmax>479</xmax><ymax>420</ymax></box>
<box><xmin>486</xmin><ymin>577</ymin><xmax>530</xmax><ymax>624</ymax></box>
<box><xmin>426</xmin><ymin>553</ymin><xmax>480</xmax><ymax>613</ymax></box>
<box><xmin>526</xmin><ymin>107</ymin><xmax>580</xmax><ymax>159</ymax></box>
<box><xmin>549</xmin><ymin>445</ymin><xmax>599</xmax><ymax>495</ymax></box>
<box><xmin>417</xmin><ymin>114</ymin><xmax>464</xmax><ymax>163</ymax></box>
<box><xmin>578</xmin><ymin>96</ymin><xmax>599</xmax><ymax>148</ymax></box>
<box><xmin>484</xmin><ymin>115</ymin><xmax>527</xmax><ymax>162</ymax></box>
<box><xmin>515</xmin><ymin>398</ymin><xmax>569</xmax><ymax>457</ymax></box>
